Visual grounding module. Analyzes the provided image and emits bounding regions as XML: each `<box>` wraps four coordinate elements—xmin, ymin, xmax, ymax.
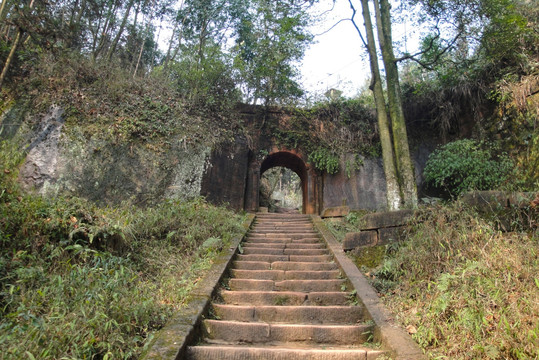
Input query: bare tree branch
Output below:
<box><xmin>347</xmin><ymin>0</ymin><xmax>367</xmax><ymax>49</ymax></box>
<box><xmin>314</xmin><ymin>17</ymin><xmax>350</xmax><ymax>37</ymax></box>
<box><xmin>395</xmin><ymin>22</ymin><xmax>464</xmax><ymax>70</ymax></box>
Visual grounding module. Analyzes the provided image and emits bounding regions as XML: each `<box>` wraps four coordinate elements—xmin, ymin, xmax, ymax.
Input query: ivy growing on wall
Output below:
<box><xmin>266</xmin><ymin>98</ymin><xmax>380</xmax><ymax>174</ymax></box>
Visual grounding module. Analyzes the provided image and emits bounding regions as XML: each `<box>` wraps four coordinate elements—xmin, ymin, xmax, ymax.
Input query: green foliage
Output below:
<box><xmin>0</xmin><ymin>142</ymin><xmax>246</xmax><ymax>359</ymax></box>
<box><xmin>424</xmin><ymin>139</ymin><xmax>513</xmax><ymax>196</ymax></box>
<box><xmin>401</xmin><ymin>0</ymin><xmax>539</xmax><ymax>144</ymax></box>
<box><xmin>267</xmin><ymin>97</ymin><xmax>378</xmax><ymax>175</ymax></box>
<box><xmin>322</xmin><ymin>210</ymin><xmax>369</xmax><ymax>243</ymax></box>
<box><xmin>308</xmin><ymin>148</ymin><xmax>340</xmax><ymax>174</ymax></box>
<box><xmin>373</xmin><ymin>204</ymin><xmax>539</xmax><ymax>359</ymax></box>
<box><xmin>166</xmin><ymin>45</ymin><xmax>241</xmax><ymax>112</ymax></box>
<box><xmin>232</xmin><ymin>0</ymin><xmax>313</xmax><ymax>105</ymax></box>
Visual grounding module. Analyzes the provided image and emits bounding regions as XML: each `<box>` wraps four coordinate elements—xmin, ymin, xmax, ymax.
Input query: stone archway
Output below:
<box><xmin>244</xmin><ymin>149</ymin><xmax>321</xmax><ymax>214</ymax></box>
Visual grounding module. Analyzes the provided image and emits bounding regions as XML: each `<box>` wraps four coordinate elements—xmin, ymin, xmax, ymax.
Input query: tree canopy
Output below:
<box><xmin>0</xmin><ymin>0</ymin><xmax>314</xmax><ymax>106</ymax></box>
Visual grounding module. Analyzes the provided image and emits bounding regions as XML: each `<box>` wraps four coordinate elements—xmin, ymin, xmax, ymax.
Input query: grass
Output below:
<box><xmin>369</xmin><ymin>202</ymin><xmax>538</xmax><ymax>359</ymax></box>
<box><xmin>322</xmin><ymin>211</ymin><xmax>369</xmax><ymax>243</ymax></box>
<box><xmin>0</xmin><ymin>140</ymin><xmax>246</xmax><ymax>359</ymax></box>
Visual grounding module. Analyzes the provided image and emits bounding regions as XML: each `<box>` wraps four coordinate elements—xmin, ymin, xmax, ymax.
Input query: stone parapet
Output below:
<box><xmin>343</xmin><ymin>210</ymin><xmax>416</xmax><ymax>251</ymax></box>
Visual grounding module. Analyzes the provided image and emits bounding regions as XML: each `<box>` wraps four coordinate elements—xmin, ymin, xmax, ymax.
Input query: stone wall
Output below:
<box><xmin>200</xmin><ymin>137</ymin><xmax>250</xmax><ymax>211</ymax></box>
<box><xmin>342</xmin><ymin>210</ymin><xmax>416</xmax><ymax>251</ymax></box>
<box><xmin>4</xmin><ymin>101</ymin><xmax>441</xmax><ymax>212</ymax></box>
<box><xmin>6</xmin><ymin>104</ymin><xmax>212</xmax><ymax>205</ymax></box>
<box><xmin>323</xmin><ymin>142</ymin><xmax>435</xmax><ymax>212</ymax></box>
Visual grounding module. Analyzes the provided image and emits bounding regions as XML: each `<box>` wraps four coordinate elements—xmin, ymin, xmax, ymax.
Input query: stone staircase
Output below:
<box><xmin>186</xmin><ymin>213</ymin><xmax>387</xmax><ymax>359</ymax></box>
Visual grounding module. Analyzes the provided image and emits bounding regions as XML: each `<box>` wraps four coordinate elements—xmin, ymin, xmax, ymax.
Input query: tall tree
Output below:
<box><xmin>349</xmin><ymin>0</ymin><xmax>401</xmax><ymax>210</ymax></box>
<box><xmin>373</xmin><ymin>0</ymin><xmax>418</xmax><ymax>207</ymax></box>
<box><xmin>346</xmin><ymin>0</ymin><xmax>418</xmax><ymax>209</ymax></box>
<box><xmin>233</xmin><ymin>0</ymin><xmax>313</xmax><ymax>105</ymax></box>
<box><xmin>0</xmin><ymin>0</ymin><xmax>35</xmax><ymax>90</ymax></box>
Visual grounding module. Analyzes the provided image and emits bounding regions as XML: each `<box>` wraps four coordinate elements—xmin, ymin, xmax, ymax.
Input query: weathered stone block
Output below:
<box><xmin>321</xmin><ymin>206</ymin><xmax>350</xmax><ymax>218</ymax></box>
<box><xmin>360</xmin><ymin>209</ymin><xmax>416</xmax><ymax>230</ymax></box>
<box><xmin>460</xmin><ymin>191</ymin><xmax>508</xmax><ymax>210</ymax></box>
<box><xmin>343</xmin><ymin>231</ymin><xmax>378</xmax><ymax>251</ymax></box>
<box><xmin>507</xmin><ymin>192</ymin><xmax>536</xmax><ymax>208</ymax></box>
<box><xmin>378</xmin><ymin>226</ymin><xmax>407</xmax><ymax>245</ymax></box>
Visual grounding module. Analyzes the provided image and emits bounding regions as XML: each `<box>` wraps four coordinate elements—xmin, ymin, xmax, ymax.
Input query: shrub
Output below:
<box><xmin>372</xmin><ymin>204</ymin><xmax>539</xmax><ymax>359</ymax></box>
<box><xmin>0</xmin><ymin>141</ymin><xmax>247</xmax><ymax>358</ymax></box>
<box><xmin>423</xmin><ymin>139</ymin><xmax>513</xmax><ymax>197</ymax></box>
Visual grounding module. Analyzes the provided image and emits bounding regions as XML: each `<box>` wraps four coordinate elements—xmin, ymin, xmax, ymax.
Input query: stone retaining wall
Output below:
<box><xmin>342</xmin><ymin>209</ymin><xmax>416</xmax><ymax>251</ymax></box>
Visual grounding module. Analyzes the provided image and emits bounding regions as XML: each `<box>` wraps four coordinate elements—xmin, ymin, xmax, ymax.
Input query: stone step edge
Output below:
<box><xmin>140</xmin><ymin>215</ymin><xmax>256</xmax><ymax>360</ymax></box>
<box><xmin>186</xmin><ymin>344</ymin><xmax>388</xmax><ymax>360</ymax></box>
<box><xmin>218</xmin><ymin>290</ymin><xmax>353</xmax><ymax>306</ymax></box>
<box><xmin>202</xmin><ymin>320</ymin><xmax>375</xmax><ymax>344</ymax></box>
<box><xmin>210</xmin><ymin>304</ymin><xmax>368</xmax><ymax>324</ymax></box>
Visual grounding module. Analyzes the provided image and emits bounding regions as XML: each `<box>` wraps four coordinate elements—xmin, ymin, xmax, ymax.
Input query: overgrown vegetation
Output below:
<box><xmin>367</xmin><ymin>203</ymin><xmax>538</xmax><ymax>359</ymax></box>
<box><xmin>267</xmin><ymin>97</ymin><xmax>379</xmax><ymax>174</ymax></box>
<box><xmin>401</xmin><ymin>0</ymin><xmax>539</xmax><ymax>190</ymax></box>
<box><xmin>6</xmin><ymin>53</ymin><xmax>239</xmax><ymax>150</ymax></box>
<box><xmin>0</xmin><ymin>140</ymin><xmax>246</xmax><ymax>359</ymax></box>
<box><xmin>424</xmin><ymin>139</ymin><xmax>514</xmax><ymax>197</ymax></box>
<box><xmin>323</xmin><ymin>211</ymin><xmax>365</xmax><ymax>242</ymax></box>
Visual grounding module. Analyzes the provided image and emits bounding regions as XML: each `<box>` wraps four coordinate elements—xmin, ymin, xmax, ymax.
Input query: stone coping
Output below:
<box><xmin>141</xmin><ymin>214</ymin><xmax>256</xmax><ymax>360</ymax></box>
<box><xmin>312</xmin><ymin>216</ymin><xmax>426</xmax><ymax>360</ymax></box>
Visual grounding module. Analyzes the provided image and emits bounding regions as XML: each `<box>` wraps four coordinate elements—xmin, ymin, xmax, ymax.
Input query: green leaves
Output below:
<box><xmin>308</xmin><ymin>148</ymin><xmax>340</xmax><ymax>174</ymax></box>
<box><xmin>232</xmin><ymin>0</ymin><xmax>313</xmax><ymax>105</ymax></box>
<box><xmin>424</xmin><ymin>139</ymin><xmax>513</xmax><ymax>197</ymax></box>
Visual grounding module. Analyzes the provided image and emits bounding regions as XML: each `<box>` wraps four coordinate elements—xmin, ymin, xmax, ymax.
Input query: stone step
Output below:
<box><xmin>202</xmin><ymin>320</ymin><xmax>373</xmax><ymax>345</ymax></box>
<box><xmin>187</xmin><ymin>345</ymin><xmax>386</xmax><ymax>360</ymax></box>
<box><xmin>220</xmin><ymin>290</ymin><xmax>352</xmax><ymax>306</ymax></box>
<box><xmin>256</xmin><ymin>214</ymin><xmax>310</xmax><ymax>218</ymax></box>
<box><xmin>240</xmin><ymin>242</ymin><xmax>324</xmax><ymax>249</ymax></box>
<box><xmin>255</xmin><ymin>222</ymin><xmax>313</xmax><ymax>226</ymax></box>
<box><xmin>254</xmin><ymin>226</ymin><xmax>314</xmax><ymax>231</ymax></box>
<box><xmin>212</xmin><ymin>305</ymin><xmax>365</xmax><ymax>324</ymax></box>
<box><xmin>231</xmin><ymin>269</ymin><xmax>341</xmax><ymax>280</ymax></box>
<box><xmin>232</xmin><ymin>261</ymin><xmax>338</xmax><ymax>271</ymax></box>
<box><xmin>271</xmin><ymin>261</ymin><xmax>338</xmax><ymax>271</ymax></box>
<box><xmin>228</xmin><ymin>279</ymin><xmax>345</xmax><ymax>292</ymax></box>
<box><xmin>248</xmin><ymin>232</ymin><xmax>318</xmax><ymax>237</ymax></box>
<box><xmin>235</xmin><ymin>254</ymin><xmax>333</xmax><ymax>263</ymax></box>
<box><xmin>246</xmin><ymin>237</ymin><xmax>320</xmax><ymax>243</ymax></box>
<box><xmin>241</xmin><ymin>247</ymin><xmax>329</xmax><ymax>256</ymax></box>
<box><xmin>250</xmin><ymin>230</ymin><xmax>319</xmax><ymax>234</ymax></box>
<box><xmin>255</xmin><ymin>219</ymin><xmax>313</xmax><ymax>226</ymax></box>
<box><xmin>232</xmin><ymin>261</ymin><xmax>271</xmax><ymax>270</ymax></box>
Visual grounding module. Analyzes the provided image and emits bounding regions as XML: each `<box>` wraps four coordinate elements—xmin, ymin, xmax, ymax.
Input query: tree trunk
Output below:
<box><xmin>354</xmin><ymin>0</ymin><xmax>401</xmax><ymax>210</ymax></box>
<box><xmin>0</xmin><ymin>0</ymin><xmax>34</xmax><ymax>90</ymax></box>
<box><xmin>0</xmin><ymin>28</ymin><xmax>21</xmax><ymax>89</ymax></box>
<box><xmin>0</xmin><ymin>0</ymin><xmax>12</xmax><ymax>41</ymax></box>
<box><xmin>93</xmin><ymin>0</ymin><xmax>120</xmax><ymax>60</ymax></box>
<box><xmin>106</xmin><ymin>0</ymin><xmax>135</xmax><ymax>61</ymax></box>
<box><xmin>0</xmin><ymin>0</ymin><xmax>10</xmax><ymax>24</ymax></box>
<box><xmin>373</xmin><ymin>0</ymin><xmax>418</xmax><ymax>208</ymax></box>
<box><xmin>163</xmin><ymin>20</ymin><xmax>179</xmax><ymax>68</ymax></box>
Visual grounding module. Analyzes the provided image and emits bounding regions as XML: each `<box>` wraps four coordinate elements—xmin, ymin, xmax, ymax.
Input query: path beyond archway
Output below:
<box><xmin>244</xmin><ymin>150</ymin><xmax>321</xmax><ymax>214</ymax></box>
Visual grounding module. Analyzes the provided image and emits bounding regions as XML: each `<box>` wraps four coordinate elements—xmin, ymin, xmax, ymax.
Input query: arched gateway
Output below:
<box><xmin>200</xmin><ymin>104</ymin><xmax>391</xmax><ymax>214</ymax></box>
<box><xmin>244</xmin><ymin>149</ymin><xmax>322</xmax><ymax>214</ymax></box>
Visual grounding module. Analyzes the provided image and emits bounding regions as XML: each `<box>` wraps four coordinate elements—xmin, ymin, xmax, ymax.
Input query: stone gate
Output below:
<box><xmin>200</xmin><ymin>105</ymin><xmax>430</xmax><ymax>214</ymax></box>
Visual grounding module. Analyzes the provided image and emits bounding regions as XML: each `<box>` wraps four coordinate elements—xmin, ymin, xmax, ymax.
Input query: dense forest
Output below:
<box><xmin>0</xmin><ymin>0</ymin><xmax>536</xmax><ymax>191</ymax></box>
<box><xmin>0</xmin><ymin>0</ymin><xmax>538</xmax><ymax>358</ymax></box>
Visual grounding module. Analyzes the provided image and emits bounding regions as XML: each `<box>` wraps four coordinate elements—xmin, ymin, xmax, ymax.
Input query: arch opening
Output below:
<box><xmin>259</xmin><ymin>151</ymin><xmax>308</xmax><ymax>214</ymax></box>
<box><xmin>260</xmin><ymin>167</ymin><xmax>302</xmax><ymax>213</ymax></box>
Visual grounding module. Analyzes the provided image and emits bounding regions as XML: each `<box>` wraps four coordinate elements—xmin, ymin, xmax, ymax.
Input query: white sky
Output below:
<box><xmin>301</xmin><ymin>1</ymin><xmax>370</xmax><ymax>99</ymax></box>
<box><xmin>300</xmin><ymin>0</ymin><xmax>422</xmax><ymax>100</ymax></box>
<box><xmin>156</xmin><ymin>0</ymin><xmax>423</xmax><ymax>101</ymax></box>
